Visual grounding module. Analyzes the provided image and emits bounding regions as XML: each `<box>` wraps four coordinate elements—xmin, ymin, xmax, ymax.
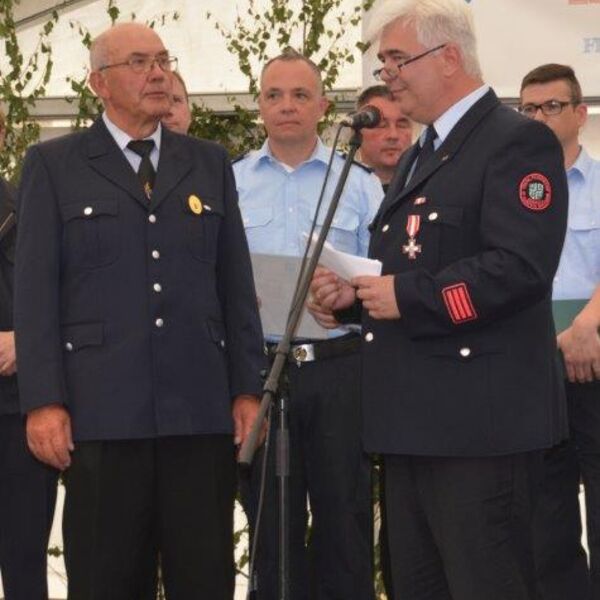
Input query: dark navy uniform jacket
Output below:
<box><xmin>360</xmin><ymin>90</ymin><xmax>569</xmax><ymax>457</ymax></box>
<box><xmin>14</xmin><ymin>119</ymin><xmax>264</xmax><ymax>441</ymax></box>
<box><xmin>0</xmin><ymin>178</ymin><xmax>17</xmax><ymax>416</ymax></box>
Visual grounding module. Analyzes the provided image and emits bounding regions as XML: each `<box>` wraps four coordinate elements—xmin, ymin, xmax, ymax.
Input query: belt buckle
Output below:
<box><xmin>291</xmin><ymin>343</ymin><xmax>315</xmax><ymax>364</ymax></box>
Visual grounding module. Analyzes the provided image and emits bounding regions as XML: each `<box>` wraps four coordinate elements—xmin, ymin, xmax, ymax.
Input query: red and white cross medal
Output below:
<box><xmin>402</xmin><ymin>214</ymin><xmax>422</xmax><ymax>259</ymax></box>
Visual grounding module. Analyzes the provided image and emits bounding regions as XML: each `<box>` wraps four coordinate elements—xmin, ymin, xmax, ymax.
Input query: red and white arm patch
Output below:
<box><xmin>519</xmin><ymin>173</ymin><xmax>552</xmax><ymax>211</ymax></box>
<box><xmin>442</xmin><ymin>283</ymin><xmax>478</xmax><ymax>324</ymax></box>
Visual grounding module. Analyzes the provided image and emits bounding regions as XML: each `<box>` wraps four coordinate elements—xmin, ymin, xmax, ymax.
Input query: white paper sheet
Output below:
<box><xmin>304</xmin><ymin>233</ymin><xmax>382</xmax><ymax>281</ymax></box>
<box><xmin>250</xmin><ymin>253</ymin><xmax>328</xmax><ymax>340</ymax></box>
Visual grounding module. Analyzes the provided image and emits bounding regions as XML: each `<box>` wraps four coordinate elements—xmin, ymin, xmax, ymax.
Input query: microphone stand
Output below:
<box><xmin>239</xmin><ymin>127</ymin><xmax>364</xmax><ymax>600</ymax></box>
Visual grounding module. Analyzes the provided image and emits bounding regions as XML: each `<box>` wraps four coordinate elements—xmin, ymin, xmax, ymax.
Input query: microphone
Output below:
<box><xmin>340</xmin><ymin>105</ymin><xmax>382</xmax><ymax>129</ymax></box>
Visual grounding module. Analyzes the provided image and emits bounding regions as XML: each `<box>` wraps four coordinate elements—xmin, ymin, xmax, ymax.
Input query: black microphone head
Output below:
<box><xmin>341</xmin><ymin>105</ymin><xmax>382</xmax><ymax>129</ymax></box>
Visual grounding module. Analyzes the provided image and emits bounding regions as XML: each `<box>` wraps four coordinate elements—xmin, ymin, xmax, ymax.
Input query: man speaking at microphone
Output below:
<box><xmin>309</xmin><ymin>0</ymin><xmax>568</xmax><ymax>598</ymax></box>
<box><xmin>233</xmin><ymin>48</ymin><xmax>382</xmax><ymax>600</ymax></box>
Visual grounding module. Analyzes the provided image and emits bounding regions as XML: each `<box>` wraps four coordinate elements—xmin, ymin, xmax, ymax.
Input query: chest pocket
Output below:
<box><xmin>418</xmin><ymin>205</ymin><xmax>464</xmax><ymax>268</ymax></box>
<box><xmin>316</xmin><ymin>206</ymin><xmax>360</xmax><ymax>254</ymax></box>
<box><xmin>60</xmin><ymin>199</ymin><xmax>120</xmax><ymax>270</ymax></box>
<box><xmin>241</xmin><ymin>205</ymin><xmax>275</xmax><ymax>253</ymax></box>
<box><xmin>181</xmin><ymin>194</ymin><xmax>224</xmax><ymax>263</ymax></box>
<box><xmin>569</xmin><ymin>212</ymin><xmax>600</xmax><ymax>234</ymax></box>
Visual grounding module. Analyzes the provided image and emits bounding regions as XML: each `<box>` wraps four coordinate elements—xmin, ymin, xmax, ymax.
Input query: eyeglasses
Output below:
<box><xmin>373</xmin><ymin>44</ymin><xmax>446</xmax><ymax>81</ymax></box>
<box><xmin>99</xmin><ymin>55</ymin><xmax>178</xmax><ymax>74</ymax></box>
<box><xmin>518</xmin><ymin>100</ymin><xmax>574</xmax><ymax>118</ymax></box>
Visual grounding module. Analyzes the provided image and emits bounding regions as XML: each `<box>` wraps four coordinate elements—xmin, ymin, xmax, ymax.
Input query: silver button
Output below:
<box><xmin>152</xmin><ymin>250</ymin><xmax>160</xmax><ymax>260</ymax></box>
<box><xmin>459</xmin><ymin>347</ymin><xmax>471</xmax><ymax>358</ymax></box>
<box><xmin>65</xmin><ymin>342</ymin><xmax>73</xmax><ymax>352</ymax></box>
<box><xmin>83</xmin><ymin>206</ymin><xmax>93</xmax><ymax>216</ymax></box>
<box><xmin>155</xmin><ymin>318</ymin><xmax>164</xmax><ymax>328</ymax></box>
<box><xmin>382</xmin><ymin>224</ymin><xmax>390</xmax><ymax>232</ymax></box>
<box><xmin>153</xmin><ymin>283</ymin><xmax>162</xmax><ymax>293</ymax></box>
<box><xmin>365</xmin><ymin>332</ymin><xmax>374</xmax><ymax>342</ymax></box>
<box><xmin>148</xmin><ymin>214</ymin><xmax>157</xmax><ymax>223</ymax></box>
<box><xmin>428</xmin><ymin>212</ymin><xmax>438</xmax><ymax>221</ymax></box>
<box><xmin>220</xmin><ymin>340</ymin><xmax>226</xmax><ymax>348</ymax></box>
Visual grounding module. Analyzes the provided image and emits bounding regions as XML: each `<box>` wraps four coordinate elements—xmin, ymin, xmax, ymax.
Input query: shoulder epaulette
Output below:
<box><xmin>231</xmin><ymin>152</ymin><xmax>249</xmax><ymax>165</ymax></box>
<box><xmin>338</xmin><ymin>152</ymin><xmax>373</xmax><ymax>174</ymax></box>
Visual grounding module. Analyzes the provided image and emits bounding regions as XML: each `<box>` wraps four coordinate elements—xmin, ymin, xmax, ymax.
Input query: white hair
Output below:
<box><xmin>365</xmin><ymin>0</ymin><xmax>482</xmax><ymax>79</ymax></box>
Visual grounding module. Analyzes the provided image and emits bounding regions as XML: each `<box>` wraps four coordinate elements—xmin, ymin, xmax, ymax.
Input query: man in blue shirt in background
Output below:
<box><xmin>520</xmin><ymin>63</ymin><xmax>600</xmax><ymax>600</ymax></box>
<box><xmin>233</xmin><ymin>48</ymin><xmax>382</xmax><ymax>600</ymax></box>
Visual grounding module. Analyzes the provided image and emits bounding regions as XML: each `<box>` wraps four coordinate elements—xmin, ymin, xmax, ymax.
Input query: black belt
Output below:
<box><xmin>265</xmin><ymin>333</ymin><xmax>361</xmax><ymax>364</ymax></box>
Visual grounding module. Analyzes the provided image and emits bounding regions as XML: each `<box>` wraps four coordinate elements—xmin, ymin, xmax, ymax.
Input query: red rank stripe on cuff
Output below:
<box><xmin>442</xmin><ymin>283</ymin><xmax>478</xmax><ymax>324</ymax></box>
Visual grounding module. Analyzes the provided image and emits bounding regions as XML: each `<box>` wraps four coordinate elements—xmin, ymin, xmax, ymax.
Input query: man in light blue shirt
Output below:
<box><xmin>521</xmin><ymin>63</ymin><xmax>600</xmax><ymax>600</ymax></box>
<box><xmin>233</xmin><ymin>48</ymin><xmax>382</xmax><ymax>600</ymax></box>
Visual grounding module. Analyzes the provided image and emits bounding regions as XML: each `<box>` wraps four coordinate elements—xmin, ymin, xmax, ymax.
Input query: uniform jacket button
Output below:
<box><xmin>148</xmin><ymin>214</ymin><xmax>157</xmax><ymax>223</ymax></box>
<box><xmin>65</xmin><ymin>342</ymin><xmax>74</xmax><ymax>351</ymax></box>
<box><xmin>459</xmin><ymin>347</ymin><xmax>471</xmax><ymax>358</ymax></box>
<box><xmin>365</xmin><ymin>332</ymin><xmax>374</xmax><ymax>342</ymax></box>
<box><xmin>155</xmin><ymin>318</ymin><xmax>164</xmax><ymax>328</ymax></box>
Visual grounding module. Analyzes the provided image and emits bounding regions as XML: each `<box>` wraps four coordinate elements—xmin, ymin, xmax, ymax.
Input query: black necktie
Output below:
<box><xmin>412</xmin><ymin>125</ymin><xmax>437</xmax><ymax>178</ymax></box>
<box><xmin>127</xmin><ymin>140</ymin><xmax>156</xmax><ymax>199</ymax></box>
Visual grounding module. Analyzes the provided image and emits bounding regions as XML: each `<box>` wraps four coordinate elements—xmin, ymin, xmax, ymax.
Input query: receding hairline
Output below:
<box><xmin>89</xmin><ymin>23</ymin><xmax>164</xmax><ymax>71</ymax></box>
<box><xmin>260</xmin><ymin>50</ymin><xmax>324</xmax><ymax>95</ymax></box>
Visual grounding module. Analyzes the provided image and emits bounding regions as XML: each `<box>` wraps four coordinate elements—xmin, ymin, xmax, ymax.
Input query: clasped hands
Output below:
<box><xmin>307</xmin><ymin>266</ymin><xmax>400</xmax><ymax>329</ymax></box>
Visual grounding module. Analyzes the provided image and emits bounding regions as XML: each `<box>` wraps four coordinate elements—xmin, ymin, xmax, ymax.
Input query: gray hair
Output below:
<box><xmin>365</xmin><ymin>0</ymin><xmax>482</xmax><ymax>79</ymax></box>
<box><xmin>90</xmin><ymin>30</ymin><xmax>110</xmax><ymax>71</ymax></box>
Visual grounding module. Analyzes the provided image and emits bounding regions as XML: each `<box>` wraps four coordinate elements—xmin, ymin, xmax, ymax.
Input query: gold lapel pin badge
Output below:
<box><xmin>188</xmin><ymin>194</ymin><xmax>203</xmax><ymax>215</ymax></box>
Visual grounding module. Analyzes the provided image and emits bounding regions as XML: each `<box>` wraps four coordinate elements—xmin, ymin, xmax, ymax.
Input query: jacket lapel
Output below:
<box><xmin>149</xmin><ymin>128</ymin><xmax>193</xmax><ymax>212</ymax></box>
<box><xmin>84</xmin><ymin>118</ymin><xmax>149</xmax><ymax>208</ymax></box>
<box><xmin>382</xmin><ymin>89</ymin><xmax>501</xmax><ymax>215</ymax></box>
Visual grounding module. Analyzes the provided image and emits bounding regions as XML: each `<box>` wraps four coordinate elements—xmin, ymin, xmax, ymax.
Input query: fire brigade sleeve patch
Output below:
<box><xmin>442</xmin><ymin>283</ymin><xmax>478</xmax><ymax>324</ymax></box>
<box><xmin>518</xmin><ymin>173</ymin><xmax>552</xmax><ymax>211</ymax></box>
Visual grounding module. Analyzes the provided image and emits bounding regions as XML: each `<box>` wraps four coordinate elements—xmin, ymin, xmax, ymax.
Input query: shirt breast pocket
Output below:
<box><xmin>317</xmin><ymin>206</ymin><xmax>360</xmax><ymax>254</ymax></box>
<box><xmin>182</xmin><ymin>195</ymin><xmax>224</xmax><ymax>263</ymax></box>
<box><xmin>241</xmin><ymin>205</ymin><xmax>275</xmax><ymax>253</ymax></box>
<box><xmin>60</xmin><ymin>199</ymin><xmax>120</xmax><ymax>270</ymax></box>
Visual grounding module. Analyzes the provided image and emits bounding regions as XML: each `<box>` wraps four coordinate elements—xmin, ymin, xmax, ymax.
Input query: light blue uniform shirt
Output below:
<box><xmin>233</xmin><ymin>137</ymin><xmax>384</xmax><ymax>340</ymax></box>
<box><xmin>553</xmin><ymin>147</ymin><xmax>600</xmax><ymax>300</ymax></box>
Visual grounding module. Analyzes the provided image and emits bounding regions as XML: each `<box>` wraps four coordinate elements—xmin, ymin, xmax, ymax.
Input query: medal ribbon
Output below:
<box><xmin>406</xmin><ymin>215</ymin><xmax>421</xmax><ymax>238</ymax></box>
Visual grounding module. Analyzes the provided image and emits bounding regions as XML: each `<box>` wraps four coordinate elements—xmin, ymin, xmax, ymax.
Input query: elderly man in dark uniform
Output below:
<box><xmin>0</xmin><ymin>111</ymin><xmax>58</xmax><ymax>600</ymax></box>
<box><xmin>309</xmin><ymin>1</ymin><xmax>568</xmax><ymax>599</ymax></box>
<box><xmin>14</xmin><ymin>22</ymin><xmax>264</xmax><ymax>600</ymax></box>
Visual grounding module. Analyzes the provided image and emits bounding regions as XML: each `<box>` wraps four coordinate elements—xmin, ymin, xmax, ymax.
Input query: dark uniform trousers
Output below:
<box><xmin>241</xmin><ymin>336</ymin><xmax>375</xmax><ymax>600</ymax></box>
<box><xmin>384</xmin><ymin>452</ymin><xmax>542</xmax><ymax>600</ymax></box>
<box><xmin>533</xmin><ymin>379</ymin><xmax>600</xmax><ymax>600</ymax></box>
<box><xmin>63</xmin><ymin>434</ymin><xmax>236</xmax><ymax>600</ymax></box>
<box><xmin>0</xmin><ymin>179</ymin><xmax>58</xmax><ymax>600</ymax></box>
<box><xmin>0</xmin><ymin>415</ymin><xmax>57</xmax><ymax>600</ymax></box>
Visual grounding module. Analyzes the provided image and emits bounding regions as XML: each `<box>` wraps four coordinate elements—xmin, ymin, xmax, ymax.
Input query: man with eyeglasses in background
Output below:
<box><xmin>14</xmin><ymin>22</ymin><xmax>264</xmax><ymax>599</ymax></box>
<box><xmin>309</xmin><ymin>1</ymin><xmax>568</xmax><ymax>598</ymax></box>
<box><xmin>520</xmin><ymin>63</ymin><xmax>600</xmax><ymax>600</ymax></box>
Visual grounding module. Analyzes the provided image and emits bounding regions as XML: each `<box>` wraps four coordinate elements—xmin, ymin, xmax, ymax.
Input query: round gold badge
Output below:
<box><xmin>188</xmin><ymin>194</ymin><xmax>203</xmax><ymax>215</ymax></box>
